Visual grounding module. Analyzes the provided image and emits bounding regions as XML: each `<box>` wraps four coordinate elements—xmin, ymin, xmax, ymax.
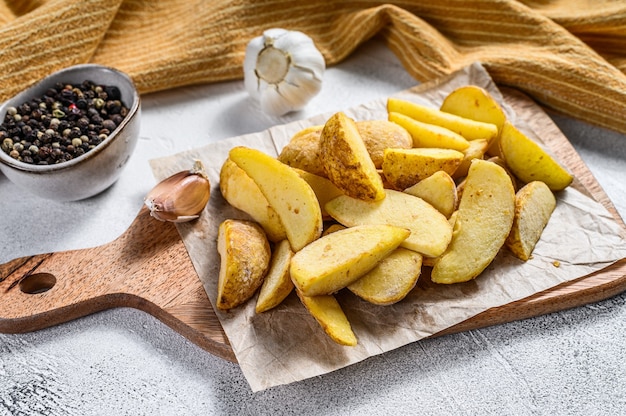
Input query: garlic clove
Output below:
<box><xmin>144</xmin><ymin>160</ymin><xmax>211</xmax><ymax>223</ymax></box>
<box><xmin>244</xmin><ymin>28</ymin><xmax>325</xmax><ymax>116</ymax></box>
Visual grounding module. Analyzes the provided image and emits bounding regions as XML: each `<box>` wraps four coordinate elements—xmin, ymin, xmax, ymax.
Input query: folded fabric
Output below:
<box><xmin>1</xmin><ymin>0</ymin><xmax>626</xmax><ymax>136</ymax></box>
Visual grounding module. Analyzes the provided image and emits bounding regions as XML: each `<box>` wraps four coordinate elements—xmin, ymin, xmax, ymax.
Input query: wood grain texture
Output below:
<box><xmin>0</xmin><ymin>88</ymin><xmax>624</xmax><ymax>364</ymax></box>
<box><xmin>0</xmin><ymin>207</ymin><xmax>234</xmax><ymax>362</ymax></box>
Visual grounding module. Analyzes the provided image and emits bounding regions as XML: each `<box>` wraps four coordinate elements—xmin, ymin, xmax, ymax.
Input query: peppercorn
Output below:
<box><xmin>102</xmin><ymin>119</ymin><xmax>116</xmax><ymax>131</ymax></box>
<box><xmin>1</xmin><ymin>138</ymin><xmax>12</xmax><ymax>153</ymax></box>
<box><xmin>0</xmin><ymin>80</ymin><xmax>129</xmax><ymax>165</ymax></box>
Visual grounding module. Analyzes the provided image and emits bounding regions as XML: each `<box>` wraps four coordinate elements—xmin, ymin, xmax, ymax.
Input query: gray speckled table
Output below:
<box><xmin>1</xmin><ymin>38</ymin><xmax>625</xmax><ymax>416</ymax></box>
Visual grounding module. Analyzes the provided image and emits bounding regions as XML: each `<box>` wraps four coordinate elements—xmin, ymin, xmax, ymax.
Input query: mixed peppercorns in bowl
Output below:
<box><xmin>0</xmin><ymin>64</ymin><xmax>141</xmax><ymax>201</ymax></box>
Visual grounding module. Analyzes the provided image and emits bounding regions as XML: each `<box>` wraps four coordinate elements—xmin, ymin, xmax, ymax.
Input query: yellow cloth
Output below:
<box><xmin>2</xmin><ymin>0</ymin><xmax>626</xmax><ymax>135</ymax></box>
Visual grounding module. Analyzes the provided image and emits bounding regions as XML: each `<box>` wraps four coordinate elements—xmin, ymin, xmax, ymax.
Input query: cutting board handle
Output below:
<box><xmin>0</xmin><ymin>206</ymin><xmax>235</xmax><ymax>361</ymax></box>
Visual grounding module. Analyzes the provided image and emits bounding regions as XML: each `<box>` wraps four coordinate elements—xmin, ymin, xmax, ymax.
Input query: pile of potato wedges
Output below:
<box><xmin>215</xmin><ymin>85</ymin><xmax>573</xmax><ymax>346</ymax></box>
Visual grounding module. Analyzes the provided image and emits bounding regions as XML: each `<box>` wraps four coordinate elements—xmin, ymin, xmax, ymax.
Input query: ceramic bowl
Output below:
<box><xmin>0</xmin><ymin>64</ymin><xmax>141</xmax><ymax>201</ymax></box>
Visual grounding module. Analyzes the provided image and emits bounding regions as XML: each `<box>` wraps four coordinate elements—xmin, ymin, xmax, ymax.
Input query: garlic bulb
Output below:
<box><xmin>244</xmin><ymin>28</ymin><xmax>325</xmax><ymax>116</ymax></box>
<box><xmin>144</xmin><ymin>160</ymin><xmax>211</xmax><ymax>223</ymax></box>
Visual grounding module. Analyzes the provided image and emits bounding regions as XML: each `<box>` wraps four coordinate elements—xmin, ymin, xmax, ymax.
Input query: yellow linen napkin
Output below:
<box><xmin>1</xmin><ymin>0</ymin><xmax>626</xmax><ymax>135</ymax></box>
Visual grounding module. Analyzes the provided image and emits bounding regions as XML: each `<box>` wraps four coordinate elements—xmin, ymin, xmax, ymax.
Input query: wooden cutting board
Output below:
<box><xmin>1</xmin><ymin>88</ymin><xmax>625</xmax><ymax>364</ymax></box>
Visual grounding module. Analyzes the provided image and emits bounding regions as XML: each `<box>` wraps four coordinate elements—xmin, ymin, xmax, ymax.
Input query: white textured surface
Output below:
<box><xmin>1</xmin><ymin>38</ymin><xmax>626</xmax><ymax>415</ymax></box>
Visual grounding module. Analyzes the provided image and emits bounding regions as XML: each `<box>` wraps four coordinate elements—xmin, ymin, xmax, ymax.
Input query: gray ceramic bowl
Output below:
<box><xmin>0</xmin><ymin>64</ymin><xmax>141</xmax><ymax>201</ymax></box>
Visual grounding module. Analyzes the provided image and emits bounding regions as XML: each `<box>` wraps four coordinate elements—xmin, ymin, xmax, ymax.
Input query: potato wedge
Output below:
<box><xmin>277</xmin><ymin>125</ymin><xmax>326</xmax><ymax>176</ymax></box>
<box><xmin>440</xmin><ymin>85</ymin><xmax>507</xmax><ymax>156</ymax></box>
<box><xmin>487</xmin><ymin>156</ymin><xmax>519</xmax><ymax>192</ymax></box>
<box><xmin>219</xmin><ymin>158</ymin><xmax>287</xmax><ymax>242</ymax></box>
<box><xmin>357</xmin><ymin>119</ymin><xmax>413</xmax><ymax>168</ymax></box>
<box><xmin>388</xmin><ymin>97</ymin><xmax>498</xmax><ymax>143</ymax></box>
<box><xmin>453</xmin><ymin>138</ymin><xmax>489</xmax><ymax>179</ymax></box>
<box><xmin>255</xmin><ymin>240</ymin><xmax>295</xmax><ymax>313</ymax></box>
<box><xmin>431</xmin><ymin>159</ymin><xmax>515</xmax><ymax>284</ymax></box>
<box><xmin>319</xmin><ymin>112</ymin><xmax>386</xmax><ymax>201</ymax></box>
<box><xmin>217</xmin><ymin>219</ymin><xmax>271</xmax><ymax>310</ymax></box>
<box><xmin>229</xmin><ymin>146</ymin><xmax>323</xmax><ymax>251</ymax></box>
<box><xmin>348</xmin><ymin>248</ymin><xmax>422</xmax><ymax>305</ymax></box>
<box><xmin>325</xmin><ymin>189</ymin><xmax>452</xmax><ymax>258</ymax></box>
<box><xmin>278</xmin><ymin>120</ymin><xmax>411</xmax><ymax>174</ymax></box>
<box><xmin>382</xmin><ymin>147</ymin><xmax>464</xmax><ymax>190</ymax></box>
<box><xmin>403</xmin><ymin>171</ymin><xmax>457</xmax><ymax>218</ymax></box>
<box><xmin>388</xmin><ymin>112</ymin><xmax>470</xmax><ymax>151</ymax></box>
<box><xmin>505</xmin><ymin>181</ymin><xmax>557</xmax><ymax>261</ymax></box>
<box><xmin>290</xmin><ymin>224</ymin><xmax>410</xmax><ymax>296</ymax></box>
<box><xmin>420</xmin><ymin>211</ymin><xmax>458</xmax><ymax>268</ymax></box>
<box><xmin>499</xmin><ymin>121</ymin><xmax>573</xmax><ymax>191</ymax></box>
<box><xmin>296</xmin><ymin>290</ymin><xmax>357</xmax><ymax>346</ymax></box>
<box><xmin>295</xmin><ymin>169</ymin><xmax>344</xmax><ymax>220</ymax></box>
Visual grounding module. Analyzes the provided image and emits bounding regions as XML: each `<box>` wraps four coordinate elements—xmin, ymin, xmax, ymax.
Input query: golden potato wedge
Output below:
<box><xmin>357</xmin><ymin>119</ymin><xmax>413</xmax><ymax>167</ymax></box>
<box><xmin>295</xmin><ymin>169</ymin><xmax>344</xmax><ymax>220</ymax></box>
<box><xmin>217</xmin><ymin>219</ymin><xmax>271</xmax><ymax>310</ymax></box>
<box><xmin>219</xmin><ymin>158</ymin><xmax>287</xmax><ymax>242</ymax></box>
<box><xmin>499</xmin><ymin>121</ymin><xmax>573</xmax><ymax>191</ymax></box>
<box><xmin>278</xmin><ymin>120</ymin><xmax>411</xmax><ymax>174</ymax></box>
<box><xmin>388</xmin><ymin>97</ymin><xmax>498</xmax><ymax>143</ymax></box>
<box><xmin>388</xmin><ymin>112</ymin><xmax>470</xmax><ymax>151</ymax></box>
<box><xmin>296</xmin><ymin>290</ymin><xmax>357</xmax><ymax>346</ymax></box>
<box><xmin>325</xmin><ymin>189</ymin><xmax>453</xmax><ymax>258</ymax></box>
<box><xmin>348</xmin><ymin>248</ymin><xmax>422</xmax><ymax>305</ymax></box>
<box><xmin>403</xmin><ymin>171</ymin><xmax>457</xmax><ymax>218</ymax></box>
<box><xmin>453</xmin><ymin>138</ymin><xmax>489</xmax><ymax>179</ymax></box>
<box><xmin>421</xmin><ymin>210</ymin><xmax>458</xmax><ymax>268</ymax></box>
<box><xmin>505</xmin><ymin>181</ymin><xmax>557</xmax><ymax>261</ymax></box>
<box><xmin>440</xmin><ymin>85</ymin><xmax>507</xmax><ymax>156</ymax></box>
<box><xmin>487</xmin><ymin>156</ymin><xmax>519</xmax><ymax>191</ymax></box>
<box><xmin>319</xmin><ymin>112</ymin><xmax>386</xmax><ymax>202</ymax></box>
<box><xmin>277</xmin><ymin>125</ymin><xmax>326</xmax><ymax>177</ymax></box>
<box><xmin>229</xmin><ymin>146</ymin><xmax>323</xmax><ymax>252</ymax></box>
<box><xmin>431</xmin><ymin>159</ymin><xmax>515</xmax><ymax>284</ymax></box>
<box><xmin>382</xmin><ymin>147</ymin><xmax>464</xmax><ymax>190</ymax></box>
<box><xmin>290</xmin><ymin>224</ymin><xmax>410</xmax><ymax>296</ymax></box>
<box><xmin>255</xmin><ymin>240</ymin><xmax>295</xmax><ymax>313</ymax></box>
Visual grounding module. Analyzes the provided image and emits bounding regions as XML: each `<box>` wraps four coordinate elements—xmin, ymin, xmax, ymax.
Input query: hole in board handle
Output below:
<box><xmin>19</xmin><ymin>273</ymin><xmax>57</xmax><ymax>294</ymax></box>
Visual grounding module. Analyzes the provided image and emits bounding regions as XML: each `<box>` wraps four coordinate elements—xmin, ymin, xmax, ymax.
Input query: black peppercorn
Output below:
<box><xmin>105</xmin><ymin>86</ymin><xmax>121</xmax><ymax>101</ymax></box>
<box><xmin>1</xmin><ymin>80</ymin><xmax>129</xmax><ymax>165</ymax></box>
<box><xmin>102</xmin><ymin>119</ymin><xmax>116</xmax><ymax>131</ymax></box>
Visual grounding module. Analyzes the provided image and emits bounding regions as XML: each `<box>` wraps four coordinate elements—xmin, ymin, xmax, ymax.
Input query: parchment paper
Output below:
<box><xmin>149</xmin><ymin>63</ymin><xmax>626</xmax><ymax>392</ymax></box>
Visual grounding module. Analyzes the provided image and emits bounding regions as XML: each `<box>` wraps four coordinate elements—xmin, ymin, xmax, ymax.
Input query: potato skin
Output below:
<box><xmin>217</xmin><ymin>219</ymin><xmax>271</xmax><ymax>310</ymax></box>
<box><xmin>278</xmin><ymin>121</ymin><xmax>412</xmax><ymax>175</ymax></box>
<box><xmin>277</xmin><ymin>126</ymin><xmax>326</xmax><ymax>177</ymax></box>
<box><xmin>357</xmin><ymin>120</ymin><xmax>412</xmax><ymax>168</ymax></box>
<box><xmin>319</xmin><ymin>112</ymin><xmax>385</xmax><ymax>202</ymax></box>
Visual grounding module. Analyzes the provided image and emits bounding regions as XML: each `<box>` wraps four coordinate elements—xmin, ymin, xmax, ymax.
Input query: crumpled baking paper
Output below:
<box><xmin>149</xmin><ymin>63</ymin><xmax>626</xmax><ymax>392</ymax></box>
